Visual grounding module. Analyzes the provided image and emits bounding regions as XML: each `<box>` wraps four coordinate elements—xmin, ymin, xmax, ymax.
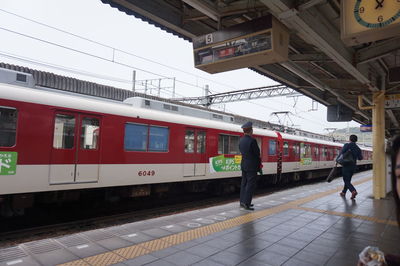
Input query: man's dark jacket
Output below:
<box><xmin>340</xmin><ymin>142</ymin><xmax>363</xmax><ymax>164</ymax></box>
<box><xmin>239</xmin><ymin>135</ymin><xmax>261</xmax><ymax>171</ymax></box>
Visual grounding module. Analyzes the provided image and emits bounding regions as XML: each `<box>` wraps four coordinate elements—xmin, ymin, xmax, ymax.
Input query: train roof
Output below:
<box><xmin>1</xmin><ymin>83</ymin><xmax>277</xmax><ymax>137</ymax></box>
<box><xmin>279</xmin><ymin>132</ymin><xmax>343</xmax><ymax>147</ymax></box>
<box><xmin>0</xmin><ymin>83</ymin><xmax>373</xmax><ymax>151</ymax></box>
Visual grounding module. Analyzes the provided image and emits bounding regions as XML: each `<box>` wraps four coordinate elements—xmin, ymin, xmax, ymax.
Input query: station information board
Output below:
<box><xmin>385</xmin><ymin>94</ymin><xmax>400</xmax><ymax>109</ymax></box>
<box><xmin>193</xmin><ymin>15</ymin><xmax>289</xmax><ymax>74</ymax></box>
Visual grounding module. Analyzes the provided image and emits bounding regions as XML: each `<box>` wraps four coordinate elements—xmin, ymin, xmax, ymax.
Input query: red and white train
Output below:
<box><xmin>0</xmin><ymin>79</ymin><xmax>372</xmax><ymax>215</ymax></box>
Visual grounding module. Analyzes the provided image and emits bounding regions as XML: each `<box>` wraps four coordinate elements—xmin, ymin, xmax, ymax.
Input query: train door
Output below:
<box><xmin>267</xmin><ymin>138</ymin><xmax>278</xmax><ymax>173</ymax></box>
<box><xmin>293</xmin><ymin>142</ymin><xmax>300</xmax><ymax>170</ymax></box>
<box><xmin>49</xmin><ymin>112</ymin><xmax>101</xmax><ymax>184</ymax></box>
<box><xmin>183</xmin><ymin>128</ymin><xmax>206</xmax><ymax>177</ymax></box>
<box><xmin>313</xmin><ymin>145</ymin><xmax>320</xmax><ymax>168</ymax></box>
<box><xmin>75</xmin><ymin>115</ymin><xmax>101</xmax><ymax>182</ymax></box>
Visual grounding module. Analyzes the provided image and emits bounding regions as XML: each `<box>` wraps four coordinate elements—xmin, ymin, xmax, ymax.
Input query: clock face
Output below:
<box><xmin>354</xmin><ymin>0</ymin><xmax>400</xmax><ymax>28</ymax></box>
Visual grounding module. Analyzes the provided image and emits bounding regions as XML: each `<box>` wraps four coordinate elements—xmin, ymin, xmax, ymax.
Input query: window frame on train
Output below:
<box><xmin>268</xmin><ymin>139</ymin><xmax>276</xmax><ymax>156</ymax></box>
<box><xmin>0</xmin><ymin>106</ymin><xmax>18</xmax><ymax>147</ymax></box>
<box><xmin>218</xmin><ymin>134</ymin><xmax>240</xmax><ymax>155</ymax></box>
<box><xmin>53</xmin><ymin>113</ymin><xmax>75</xmax><ymax>150</ymax></box>
<box><xmin>124</xmin><ymin>123</ymin><xmax>169</xmax><ymax>152</ymax></box>
<box><xmin>80</xmin><ymin>117</ymin><xmax>100</xmax><ymax>150</ymax></box>
<box><xmin>283</xmin><ymin>141</ymin><xmax>289</xmax><ymax>156</ymax></box>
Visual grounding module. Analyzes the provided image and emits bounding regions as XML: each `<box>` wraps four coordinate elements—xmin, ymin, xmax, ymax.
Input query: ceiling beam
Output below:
<box><xmin>355</xmin><ymin>37</ymin><xmax>400</xmax><ymax>65</ymax></box>
<box><xmin>260</xmin><ymin>0</ymin><xmax>400</xmax><ymax>127</ymax></box>
<box><xmin>182</xmin><ymin>0</ymin><xmax>220</xmax><ymax>21</ymax></box>
<box><xmin>280</xmin><ymin>60</ymin><xmax>370</xmax><ymax>120</ymax></box>
<box><xmin>251</xmin><ymin>64</ymin><xmax>303</xmax><ymax>88</ymax></box>
<box><xmin>289</xmin><ymin>53</ymin><xmax>332</xmax><ymax>62</ymax></box>
<box><xmin>259</xmin><ymin>0</ymin><xmax>376</xmax><ymax>89</ymax></box>
<box><xmin>110</xmin><ymin>0</ymin><xmax>197</xmax><ymax>39</ymax></box>
<box><xmin>319</xmin><ymin>79</ymin><xmax>368</xmax><ymax>90</ymax></box>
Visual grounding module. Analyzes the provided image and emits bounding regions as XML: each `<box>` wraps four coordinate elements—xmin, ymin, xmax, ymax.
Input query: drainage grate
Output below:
<box><xmin>55</xmin><ymin>234</ymin><xmax>90</xmax><ymax>248</ymax></box>
<box><xmin>83</xmin><ymin>230</ymin><xmax>113</xmax><ymax>241</ymax></box>
<box><xmin>22</xmin><ymin>240</ymin><xmax>62</xmax><ymax>254</ymax></box>
<box><xmin>0</xmin><ymin>247</ymin><xmax>27</xmax><ymax>263</ymax></box>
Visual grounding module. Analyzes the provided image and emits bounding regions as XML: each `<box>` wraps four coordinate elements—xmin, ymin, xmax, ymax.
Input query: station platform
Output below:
<box><xmin>0</xmin><ymin>170</ymin><xmax>398</xmax><ymax>266</ymax></box>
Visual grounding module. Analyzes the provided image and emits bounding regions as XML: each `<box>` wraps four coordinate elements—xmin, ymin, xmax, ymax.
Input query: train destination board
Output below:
<box><xmin>193</xmin><ymin>15</ymin><xmax>289</xmax><ymax>74</ymax></box>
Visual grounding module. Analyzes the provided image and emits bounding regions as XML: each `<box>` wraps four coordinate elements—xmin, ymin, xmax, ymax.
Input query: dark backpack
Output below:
<box><xmin>336</xmin><ymin>149</ymin><xmax>355</xmax><ymax>166</ymax></box>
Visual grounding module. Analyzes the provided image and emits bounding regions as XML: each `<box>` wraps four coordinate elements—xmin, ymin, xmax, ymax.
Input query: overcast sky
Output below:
<box><xmin>0</xmin><ymin>0</ymin><xmax>361</xmax><ymax>134</ymax></box>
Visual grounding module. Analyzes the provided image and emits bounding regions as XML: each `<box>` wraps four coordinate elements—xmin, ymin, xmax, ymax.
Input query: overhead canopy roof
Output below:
<box><xmin>101</xmin><ymin>0</ymin><xmax>400</xmax><ymax>136</ymax></box>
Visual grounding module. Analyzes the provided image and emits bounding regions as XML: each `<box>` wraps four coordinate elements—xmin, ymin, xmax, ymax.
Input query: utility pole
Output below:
<box><xmin>132</xmin><ymin>70</ymin><xmax>136</xmax><ymax>92</ymax></box>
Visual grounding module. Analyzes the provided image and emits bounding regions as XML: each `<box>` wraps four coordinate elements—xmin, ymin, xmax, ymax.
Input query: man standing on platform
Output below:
<box><xmin>239</xmin><ymin>122</ymin><xmax>261</xmax><ymax>211</ymax></box>
<box><xmin>339</xmin><ymin>134</ymin><xmax>363</xmax><ymax>199</ymax></box>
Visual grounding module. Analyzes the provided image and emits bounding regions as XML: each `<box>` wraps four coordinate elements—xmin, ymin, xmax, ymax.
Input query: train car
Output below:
<box><xmin>0</xmin><ymin>80</ymin><xmax>372</xmax><ymax>216</ymax></box>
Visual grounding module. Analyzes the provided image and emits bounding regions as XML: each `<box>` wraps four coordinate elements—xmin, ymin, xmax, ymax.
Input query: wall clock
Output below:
<box><xmin>341</xmin><ymin>0</ymin><xmax>400</xmax><ymax>45</ymax></box>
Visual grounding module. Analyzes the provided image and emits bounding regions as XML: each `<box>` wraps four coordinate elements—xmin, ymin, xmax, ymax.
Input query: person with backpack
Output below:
<box><xmin>338</xmin><ymin>134</ymin><xmax>363</xmax><ymax>199</ymax></box>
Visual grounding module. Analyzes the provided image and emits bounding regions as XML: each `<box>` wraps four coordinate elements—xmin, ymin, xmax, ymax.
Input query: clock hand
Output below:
<box><xmin>375</xmin><ymin>0</ymin><xmax>384</xmax><ymax>9</ymax></box>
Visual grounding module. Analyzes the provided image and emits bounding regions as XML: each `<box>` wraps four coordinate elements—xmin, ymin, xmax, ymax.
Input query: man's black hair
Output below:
<box><xmin>349</xmin><ymin>135</ymin><xmax>358</xmax><ymax>142</ymax></box>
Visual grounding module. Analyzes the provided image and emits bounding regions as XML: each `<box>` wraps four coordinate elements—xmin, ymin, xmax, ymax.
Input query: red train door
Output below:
<box><xmin>183</xmin><ymin>128</ymin><xmax>206</xmax><ymax>177</ymax></box>
<box><xmin>49</xmin><ymin>112</ymin><xmax>101</xmax><ymax>184</ymax></box>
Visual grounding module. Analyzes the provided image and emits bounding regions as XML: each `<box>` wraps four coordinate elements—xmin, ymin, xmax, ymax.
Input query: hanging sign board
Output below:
<box><xmin>385</xmin><ymin>94</ymin><xmax>400</xmax><ymax>109</ymax></box>
<box><xmin>360</xmin><ymin>124</ymin><xmax>372</xmax><ymax>132</ymax></box>
<box><xmin>388</xmin><ymin>66</ymin><xmax>400</xmax><ymax>84</ymax></box>
<box><xmin>193</xmin><ymin>15</ymin><xmax>289</xmax><ymax>74</ymax></box>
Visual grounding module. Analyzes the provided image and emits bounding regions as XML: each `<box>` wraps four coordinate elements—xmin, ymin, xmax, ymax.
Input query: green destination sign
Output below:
<box><xmin>0</xmin><ymin>152</ymin><xmax>17</xmax><ymax>175</ymax></box>
<box><xmin>209</xmin><ymin>155</ymin><xmax>242</xmax><ymax>173</ymax></box>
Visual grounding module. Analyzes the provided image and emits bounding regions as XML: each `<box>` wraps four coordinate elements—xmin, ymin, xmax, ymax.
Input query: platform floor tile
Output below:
<box><xmin>4</xmin><ymin>170</ymin><xmax>400</xmax><ymax>266</ymax></box>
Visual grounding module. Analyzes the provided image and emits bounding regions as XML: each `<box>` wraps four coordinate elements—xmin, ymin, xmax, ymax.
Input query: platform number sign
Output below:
<box><xmin>0</xmin><ymin>152</ymin><xmax>17</xmax><ymax>175</ymax></box>
<box><xmin>205</xmin><ymin>33</ymin><xmax>213</xmax><ymax>44</ymax></box>
<box><xmin>385</xmin><ymin>94</ymin><xmax>400</xmax><ymax>109</ymax></box>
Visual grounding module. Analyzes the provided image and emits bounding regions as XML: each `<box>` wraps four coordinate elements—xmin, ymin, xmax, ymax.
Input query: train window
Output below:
<box><xmin>149</xmin><ymin>126</ymin><xmax>169</xmax><ymax>152</ymax></box>
<box><xmin>269</xmin><ymin>140</ymin><xmax>276</xmax><ymax>156</ymax></box>
<box><xmin>218</xmin><ymin>135</ymin><xmax>227</xmax><ymax>154</ymax></box>
<box><xmin>283</xmin><ymin>142</ymin><xmax>289</xmax><ymax>156</ymax></box>
<box><xmin>303</xmin><ymin>144</ymin><xmax>311</xmax><ymax>157</ymax></box>
<box><xmin>124</xmin><ymin>123</ymin><xmax>147</xmax><ymax>151</ymax></box>
<box><xmin>81</xmin><ymin>117</ymin><xmax>99</xmax><ymax>150</ymax></box>
<box><xmin>185</xmin><ymin>130</ymin><xmax>195</xmax><ymax>153</ymax></box>
<box><xmin>53</xmin><ymin>114</ymin><xmax>75</xmax><ymax>149</ymax></box>
<box><xmin>293</xmin><ymin>143</ymin><xmax>300</xmax><ymax>157</ymax></box>
<box><xmin>229</xmin><ymin>135</ymin><xmax>239</xmax><ymax>154</ymax></box>
<box><xmin>218</xmin><ymin>134</ymin><xmax>240</xmax><ymax>154</ymax></box>
<box><xmin>197</xmin><ymin>131</ymin><xmax>206</xmax><ymax>153</ymax></box>
<box><xmin>314</xmin><ymin>146</ymin><xmax>319</xmax><ymax>157</ymax></box>
<box><xmin>0</xmin><ymin>107</ymin><xmax>18</xmax><ymax>147</ymax></box>
<box><xmin>323</xmin><ymin>147</ymin><xmax>328</xmax><ymax>157</ymax></box>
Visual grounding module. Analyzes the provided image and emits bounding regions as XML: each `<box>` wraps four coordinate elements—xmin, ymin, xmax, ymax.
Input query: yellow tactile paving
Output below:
<box><xmin>59</xmin><ymin>175</ymin><xmax>391</xmax><ymax>266</ymax></box>
<box><xmin>296</xmin><ymin>206</ymin><xmax>398</xmax><ymax>225</ymax></box>
<box><xmin>138</xmin><ymin>239</ymin><xmax>173</xmax><ymax>251</ymax></box>
<box><xmin>114</xmin><ymin>245</ymin><xmax>150</xmax><ymax>259</ymax></box>
<box><xmin>83</xmin><ymin>251</ymin><xmax>125</xmax><ymax>266</ymax></box>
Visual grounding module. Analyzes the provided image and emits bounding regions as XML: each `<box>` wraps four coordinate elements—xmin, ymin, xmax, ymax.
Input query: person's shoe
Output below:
<box><xmin>350</xmin><ymin>191</ymin><xmax>358</xmax><ymax>199</ymax></box>
<box><xmin>339</xmin><ymin>192</ymin><xmax>345</xmax><ymax>197</ymax></box>
<box><xmin>243</xmin><ymin>204</ymin><xmax>254</xmax><ymax>211</ymax></box>
<box><xmin>240</xmin><ymin>202</ymin><xmax>253</xmax><ymax>208</ymax></box>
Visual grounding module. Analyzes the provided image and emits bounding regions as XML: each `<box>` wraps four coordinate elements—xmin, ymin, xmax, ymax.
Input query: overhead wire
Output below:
<box><xmin>0</xmin><ymin>50</ymin><xmax>187</xmax><ymax>98</ymax></box>
<box><xmin>0</xmin><ymin>8</ymin><xmax>235</xmax><ymax>91</ymax></box>
<box><xmin>0</xmin><ymin>9</ymin><xmax>338</xmax><ymax>130</ymax></box>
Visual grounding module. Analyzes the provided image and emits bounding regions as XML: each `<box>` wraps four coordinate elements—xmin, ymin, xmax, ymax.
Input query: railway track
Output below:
<box><xmin>0</xmin><ymin>171</ymin><xmax>366</xmax><ymax>248</ymax></box>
